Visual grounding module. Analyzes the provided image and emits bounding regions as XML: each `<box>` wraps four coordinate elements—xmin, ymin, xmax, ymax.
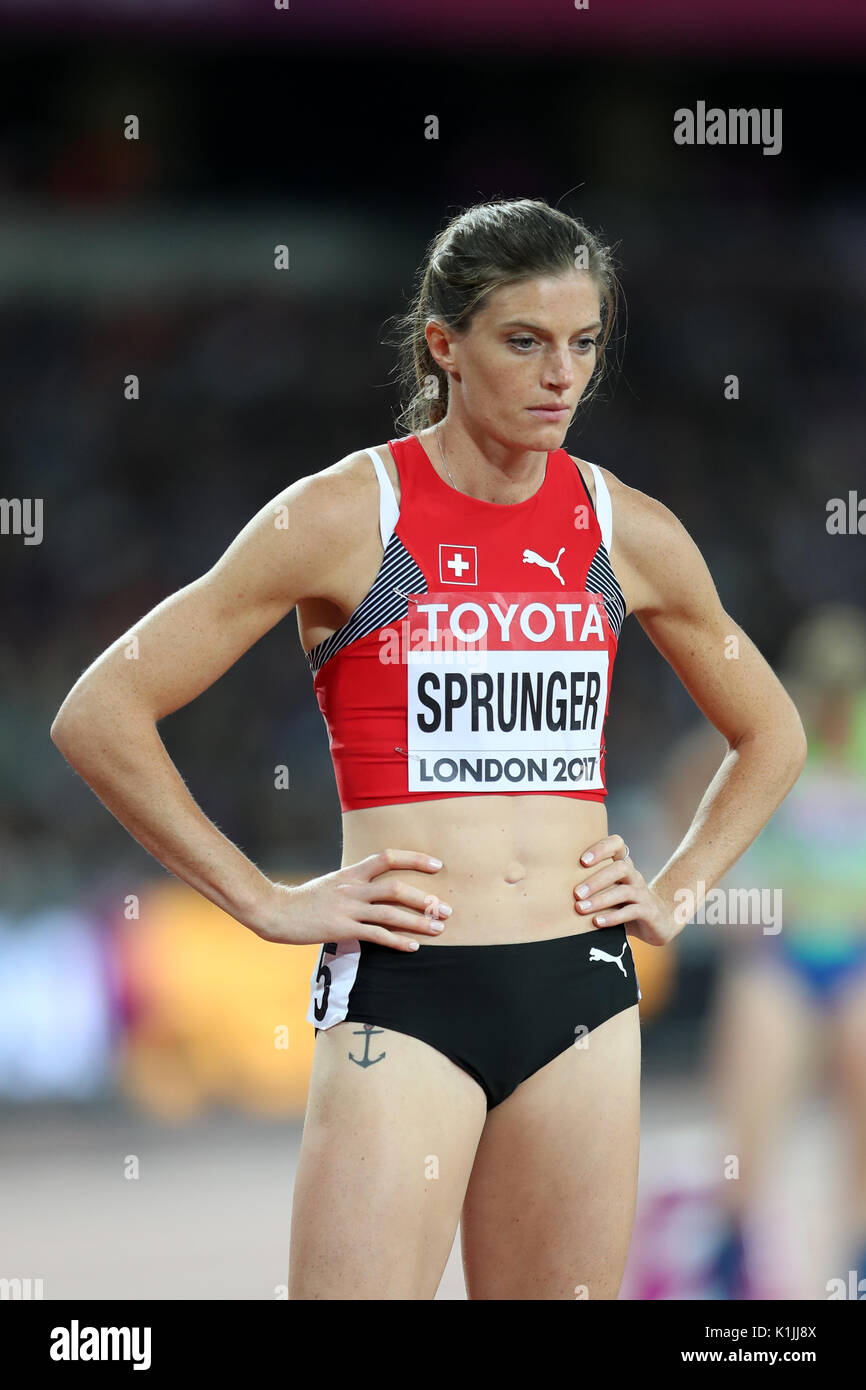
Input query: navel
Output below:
<box><xmin>503</xmin><ymin>860</ymin><xmax>526</xmax><ymax>885</ymax></box>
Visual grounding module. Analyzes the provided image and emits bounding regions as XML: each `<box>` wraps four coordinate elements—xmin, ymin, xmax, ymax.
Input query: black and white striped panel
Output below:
<box><xmin>307</xmin><ymin>530</ymin><xmax>428</xmax><ymax>676</ymax></box>
<box><xmin>586</xmin><ymin>543</ymin><xmax>626</xmax><ymax>640</ymax></box>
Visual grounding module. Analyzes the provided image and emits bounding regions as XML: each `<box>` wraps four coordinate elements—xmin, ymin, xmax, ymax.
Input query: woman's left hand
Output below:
<box><xmin>573</xmin><ymin>834</ymin><xmax>680</xmax><ymax>947</ymax></box>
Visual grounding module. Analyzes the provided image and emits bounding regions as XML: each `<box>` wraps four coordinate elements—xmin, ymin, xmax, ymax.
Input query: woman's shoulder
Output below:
<box><xmin>270</xmin><ymin>447</ymin><xmax>391</xmax><ymax>575</ymax></box>
<box><xmin>570</xmin><ymin>458</ymin><xmax>682</xmax><ymax>547</ymax></box>
<box><xmin>302</xmin><ymin>442</ymin><xmax>398</xmax><ymax>510</ymax></box>
<box><xmin>565</xmin><ymin>456</ymin><xmax>698</xmax><ymax>616</ymax></box>
<box><xmin>316</xmin><ymin>441</ymin><xmax>401</xmax><ymax>507</ymax></box>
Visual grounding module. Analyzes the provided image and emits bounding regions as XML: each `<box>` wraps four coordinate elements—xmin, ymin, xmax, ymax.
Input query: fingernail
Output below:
<box><xmin>408</xmin><ymin>941</ymin><xmax>420</xmax><ymax>950</ymax></box>
<box><xmin>429</xmin><ymin>857</ymin><xmax>443</xmax><ymax>868</ymax></box>
<box><xmin>576</xmin><ymin>884</ymin><xmax>589</xmax><ymax>899</ymax></box>
<box><xmin>582</xmin><ymin>852</ymin><xmax>594</xmax><ymax>864</ymax></box>
<box><xmin>580</xmin><ymin>900</ymin><xmax>593</xmax><ymax>910</ymax></box>
<box><xmin>429</xmin><ymin>922</ymin><xmax>445</xmax><ymax>932</ymax></box>
<box><xmin>438</xmin><ymin>904</ymin><xmax>452</xmax><ymax>916</ymax></box>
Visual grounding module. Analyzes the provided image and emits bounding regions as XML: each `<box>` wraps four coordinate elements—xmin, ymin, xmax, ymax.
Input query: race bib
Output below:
<box><xmin>403</xmin><ymin>590</ymin><xmax>609</xmax><ymax>793</ymax></box>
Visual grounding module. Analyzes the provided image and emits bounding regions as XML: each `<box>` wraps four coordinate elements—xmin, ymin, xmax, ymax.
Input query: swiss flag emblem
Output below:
<box><xmin>439</xmin><ymin>543</ymin><xmax>477</xmax><ymax>586</ymax></box>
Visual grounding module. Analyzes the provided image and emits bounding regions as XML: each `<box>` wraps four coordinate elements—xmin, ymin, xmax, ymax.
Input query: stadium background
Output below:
<box><xmin>1</xmin><ymin>0</ymin><xmax>864</xmax><ymax>1298</ymax></box>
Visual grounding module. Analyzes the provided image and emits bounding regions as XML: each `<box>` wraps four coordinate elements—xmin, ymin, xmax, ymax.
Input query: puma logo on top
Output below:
<box><xmin>522</xmin><ymin>546</ymin><xmax>566</xmax><ymax>586</ymax></box>
<box><xmin>588</xmin><ymin>943</ymin><xmax>629</xmax><ymax>977</ymax></box>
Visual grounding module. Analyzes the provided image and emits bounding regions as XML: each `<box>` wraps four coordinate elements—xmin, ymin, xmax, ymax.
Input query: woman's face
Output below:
<box><xmin>426</xmin><ymin>269</ymin><xmax>603</xmax><ymax>449</ymax></box>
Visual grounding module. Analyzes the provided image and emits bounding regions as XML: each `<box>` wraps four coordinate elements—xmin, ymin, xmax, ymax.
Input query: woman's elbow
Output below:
<box><xmin>50</xmin><ymin>701</ymin><xmax>83</xmax><ymax>753</ymax></box>
<box><xmin>732</xmin><ymin>706</ymin><xmax>808</xmax><ymax>770</ymax></box>
<box><xmin>50</xmin><ymin>684</ymin><xmax>98</xmax><ymax>753</ymax></box>
<box><xmin>767</xmin><ymin>711</ymin><xmax>809</xmax><ymax>778</ymax></box>
<box><xmin>788</xmin><ymin>719</ymin><xmax>809</xmax><ymax>772</ymax></box>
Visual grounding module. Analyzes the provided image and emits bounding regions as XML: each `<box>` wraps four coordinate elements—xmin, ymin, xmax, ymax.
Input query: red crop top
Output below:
<box><xmin>306</xmin><ymin>433</ymin><xmax>627</xmax><ymax>812</ymax></box>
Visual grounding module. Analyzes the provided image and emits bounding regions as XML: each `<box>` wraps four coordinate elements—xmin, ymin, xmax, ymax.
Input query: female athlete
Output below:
<box><xmin>50</xmin><ymin>197</ymin><xmax>807</xmax><ymax>1299</ymax></box>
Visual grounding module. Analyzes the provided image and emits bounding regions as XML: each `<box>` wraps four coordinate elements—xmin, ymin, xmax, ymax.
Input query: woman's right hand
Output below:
<box><xmin>247</xmin><ymin>849</ymin><xmax>452</xmax><ymax>949</ymax></box>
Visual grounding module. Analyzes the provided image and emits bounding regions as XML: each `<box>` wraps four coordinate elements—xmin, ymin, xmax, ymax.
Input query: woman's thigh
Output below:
<box><xmin>460</xmin><ymin>1003</ymin><xmax>641</xmax><ymax>1300</ymax></box>
<box><xmin>289</xmin><ymin>1020</ymin><xmax>487</xmax><ymax>1299</ymax></box>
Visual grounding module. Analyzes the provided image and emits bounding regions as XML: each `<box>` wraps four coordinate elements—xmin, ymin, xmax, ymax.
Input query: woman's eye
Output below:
<box><xmin>508</xmin><ymin>336</ymin><xmax>598</xmax><ymax>353</ymax></box>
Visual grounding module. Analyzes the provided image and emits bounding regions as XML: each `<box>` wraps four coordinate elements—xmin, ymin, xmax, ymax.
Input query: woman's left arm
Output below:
<box><xmin>577</xmin><ymin>476</ymin><xmax>807</xmax><ymax>945</ymax></box>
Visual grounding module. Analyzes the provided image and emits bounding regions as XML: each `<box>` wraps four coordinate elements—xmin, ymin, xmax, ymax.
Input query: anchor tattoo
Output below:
<box><xmin>348</xmin><ymin>1022</ymin><xmax>387</xmax><ymax>1067</ymax></box>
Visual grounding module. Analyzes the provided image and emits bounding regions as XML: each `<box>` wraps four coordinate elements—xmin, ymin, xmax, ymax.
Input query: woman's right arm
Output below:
<box><xmin>49</xmin><ymin>462</ymin><xmax>447</xmax><ymax>949</ymax></box>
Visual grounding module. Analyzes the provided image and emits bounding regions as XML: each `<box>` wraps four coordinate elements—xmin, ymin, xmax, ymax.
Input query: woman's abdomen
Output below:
<box><xmin>341</xmin><ymin>793</ymin><xmax>611</xmax><ymax>944</ymax></box>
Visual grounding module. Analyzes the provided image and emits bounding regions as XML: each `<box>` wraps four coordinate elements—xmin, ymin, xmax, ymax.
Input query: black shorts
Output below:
<box><xmin>307</xmin><ymin>925</ymin><xmax>642</xmax><ymax>1110</ymax></box>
